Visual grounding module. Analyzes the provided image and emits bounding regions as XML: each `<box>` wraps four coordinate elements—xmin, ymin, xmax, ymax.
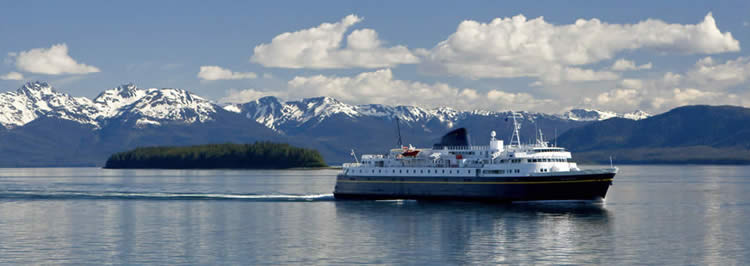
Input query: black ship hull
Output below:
<box><xmin>333</xmin><ymin>170</ymin><xmax>615</xmax><ymax>202</ymax></box>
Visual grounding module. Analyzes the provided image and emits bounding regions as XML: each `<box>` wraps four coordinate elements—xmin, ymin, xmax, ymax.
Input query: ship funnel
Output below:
<box><xmin>433</xmin><ymin>128</ymin><xmax>471</xmax><ymax>149</ymax></box>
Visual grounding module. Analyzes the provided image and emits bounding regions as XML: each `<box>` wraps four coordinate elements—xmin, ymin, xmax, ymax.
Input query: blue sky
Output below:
<box><xmin>1</xmin><ymin>0</ymin><xmax>749</xmax><ymax>114</ymax></box>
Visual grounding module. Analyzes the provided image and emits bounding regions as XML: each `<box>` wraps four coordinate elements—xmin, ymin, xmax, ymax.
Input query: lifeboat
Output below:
<box><xmin>401</xmin><ymin>150</ymin><xmax>420</xmax><ymax>157</ymax></box>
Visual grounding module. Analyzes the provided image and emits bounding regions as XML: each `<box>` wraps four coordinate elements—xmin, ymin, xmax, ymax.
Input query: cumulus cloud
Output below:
<box><xmin>619</xmin><ymin>79</ymin><xmax>643</xmax><ymax>89</ymax></box>
<box><xmin>611</xmin><ymin>59</ymin><xmax>652</xmax><ymax>71</ymax></box>
<box><xmin>251</xmin><ymin>15</ymin><xmax>419</xmax><ymax>69</ymax></box>
<box><xmin>220</xmin><ymin>88</ymin><xmax>279</xmax><ymax>103</ymax></box>
<box><xmin>583</xmin><ymin>86</ymin><xmax>744</xmax><ymax>113</ymax></box>
<box><xmin>556</xmin><ymin>67</ymin><xmax>619</xmax><ymax>82</ymax></box>
<box><xmin>422</xmin><ymin>13</ymin><xmax>738</xmax><ymax>82</ymax></box>
<box><xmin>197</xmin><ymin>65</ymin><xmax>258</xmax><ymax>80</ymax></box>
<box><xmin>221</xmin><ymin>69</ymin><xmax>551</xmax><ymax>111</ymax></box>
<box><xmin>579</xmin><ymin>55</ymin><xmax>750</xmax><ymax>113</ymax></box>
<box><xmin>584</xmin><ymin>88</ymin><xmax>643</xmax><ymax>111</ymax></box>
<box><xmin>649</xmin><ymin>88</ymin><xmax>743</xmax><ymax>110</ymax></box>
<box><xmin>0</xmin><ymin>72</ymin><xmax>24</xmax><ymax>80</ymax></box>
<box><xmin>10</xmin><ymin>43</ymin><xmax>100</xmax><ymax>75</ymax></box>
<box><xmin>686</xmin><ymin>56</ymin><xmax>750</xmax><ymax>88</ymax></box>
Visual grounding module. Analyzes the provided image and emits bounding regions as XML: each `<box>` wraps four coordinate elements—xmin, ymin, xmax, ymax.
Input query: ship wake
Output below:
<box><xmin>0</xmin><ymin>190</ymin><xmax>335</xmax><ymax>202</ymax></box>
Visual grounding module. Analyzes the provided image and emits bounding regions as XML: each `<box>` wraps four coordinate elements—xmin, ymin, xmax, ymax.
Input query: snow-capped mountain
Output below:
<box><xmin>226</xmin><ymin>96</ymin><xmax>466</xmax><ymax>132</ymax></box>
<box><xmin>562</xmin><ymin>108</ymin><xmax>650</xmax><ymax>121</ymax></box>
<box><xmin>0</xmin><ymin>81</ymin><xmax>102</xmax><ymax>128</ymax></box>
<box><xmin>94</xmin><ymin>83</ymin><xmax>217</xmax><ymax>127</ymax></box>
<box><xmin>622</xmin><ymin>110</ymin><xmax>651</xmax><ymax>120</ymax></box>
<box><xmin>0</xmin><ymin>81</ymin><xmax>681</xmax><ymax>167</ymax></box>
<box><xmin>225</xmin><ymin>96</ymin><xmax>648</xmax><ymax>133</ymax></box>
<box><xmin>0</xmin><ymin>82</ymin><xmax>650</xmax><ymax>132</ymax></box>
<box><xmin>0</xmin><ymin>81</ymin><xmax>218</xmax><ymax>129</ymax></box>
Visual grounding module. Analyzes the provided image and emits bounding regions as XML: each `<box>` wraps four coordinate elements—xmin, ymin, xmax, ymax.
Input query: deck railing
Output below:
<box><xmin>440</xmin><ymin>145</ymin><xmax>491</xmax><ymax>151</ymax></box>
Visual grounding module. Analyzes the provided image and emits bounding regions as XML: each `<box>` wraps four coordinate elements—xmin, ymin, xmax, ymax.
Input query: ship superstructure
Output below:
<box><xmin>334</xmin><ymin>112</ymin><xmax>617</xmax><ymax>201</ymax></box>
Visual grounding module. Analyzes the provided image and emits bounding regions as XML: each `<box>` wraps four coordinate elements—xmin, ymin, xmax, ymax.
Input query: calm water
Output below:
<box><xmin>0</xmin><ymin>165</ymin><xmax>748</xmax><ymax>265</ymax></box>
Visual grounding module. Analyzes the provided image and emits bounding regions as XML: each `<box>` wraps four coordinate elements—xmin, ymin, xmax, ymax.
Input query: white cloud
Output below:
<box><xmin>593</xmin><ymin>89</ymin><xmax>640</xmax><ymax>106</ymax></box>
<box><xmin>662</xmin><ymin>72</ymin><xmax>683</xmax><ymax>86</ymax></box>
<box><xmin>556</xmin><ymin>67</ymin><xmax>619</xmax><ymax>82</ymax></box>
<box><xmin>220</xmin><ymin>88</ymin><xmax>279</xmax><ymax>103</ymax></box>
<box><xmin>611</xmin><ymin>59</ymin><xmax>652</xmax><ymax>71</ymax></box>
<box><xmin>251</xmin><ymin>14</ymin><xmax>419</xmax><ymax>69</ymax></box>
<box><xmin>221</xmin><ymin>69</ymin><xmax>552</xmax><ymax>111</ymax></box>
<box><xmin>620</xmin><ymin>79</ymin><xmax>643</xmax><ymax>89</ymax></box>
<box><xmin>197</xmin><ymin>65</ymin><xmax>258</xmax><ymax>80</ymax></box>
<box><xmin>686</xmin><ymin>56</ymin><xmax>750</xmax><ymax>88</ymax></box>
<box><xmin>0</xmin><ymin>72</ymin><xmax>24</xmax><ymax>80</ymax></box>
<box><xmin>649</xmin><ymin>88</ymin><xmax>743</xmax><ymax>110</ymax></box>
<box><xmin>10</xmin><ymin>43</ymin><xmax>100</xmax><ymax>75</ymax></box>
<box><xmin>578</xmin><ymin>55</ymin><xmax>750</xmax><ymax>113</ymax></box>
<box><xmin>422</xmin><ymin>13</ymin><xmax>738</xmax><ymax>81</ymax></box>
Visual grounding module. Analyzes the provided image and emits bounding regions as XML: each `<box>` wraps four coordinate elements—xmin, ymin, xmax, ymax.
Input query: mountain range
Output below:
<box><xmin>556</xmin><ymin>105</ymin><xmax>750</xmax><ymax>164</ymax></box>
<box><xmin>13</xmin><ymin>81</ymin><xmax>747</xmax><ymax>167</ymax></box>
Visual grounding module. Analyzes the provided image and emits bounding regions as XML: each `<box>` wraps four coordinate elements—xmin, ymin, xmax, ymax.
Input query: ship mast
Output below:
<box><xmin>508</xmin><ymin>111</ymin><xmax>522</xmax><ymax>147</ymax></box>
<box><xmin>395</xmin><ymin>117</ymin><xmax>403</xmax><ymax>147</ymax></box>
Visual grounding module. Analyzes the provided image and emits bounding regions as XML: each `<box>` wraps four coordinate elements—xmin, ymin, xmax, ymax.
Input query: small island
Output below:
<box><xmin>104</xmin><ymin>142</ymin><xmax>327</xmax><ymax>169</ymax></box>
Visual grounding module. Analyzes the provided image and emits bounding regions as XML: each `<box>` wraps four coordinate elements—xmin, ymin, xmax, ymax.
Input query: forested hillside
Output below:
<box><xmin>105</xmin><ymin>142</ymin><xmax>327</xmax><ymax>169</ymax></box>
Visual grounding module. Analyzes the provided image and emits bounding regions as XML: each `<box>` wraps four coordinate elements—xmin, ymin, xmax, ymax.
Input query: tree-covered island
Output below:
<box><xmin>104</xmin><ymin>142</ymin><xmax>327</xmax><ymax>169</ymax></box>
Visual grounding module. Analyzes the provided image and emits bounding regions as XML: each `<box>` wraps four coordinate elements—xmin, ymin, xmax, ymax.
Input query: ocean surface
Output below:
<box><xmin>0</xmin><ymin>165</ymin><xmax>748</xmax><ymax>265</ymax></box>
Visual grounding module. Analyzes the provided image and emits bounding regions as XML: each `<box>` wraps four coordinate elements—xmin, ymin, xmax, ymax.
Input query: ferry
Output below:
<box><xmin>333</xmin><ymin>113</ymin><xmax>617</xmax><ymax>202</ymax></box>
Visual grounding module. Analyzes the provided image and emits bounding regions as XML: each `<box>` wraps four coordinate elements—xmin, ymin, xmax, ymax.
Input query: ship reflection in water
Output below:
<box><xmin>333</xmin><ymin>200</ymin><xmax>612</xmax><ymax>264</ymax></box>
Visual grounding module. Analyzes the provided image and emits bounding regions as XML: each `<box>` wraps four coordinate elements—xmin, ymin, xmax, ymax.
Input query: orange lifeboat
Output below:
<box><xmin>401</xmin><ymin>150</ymin><xmax>420</xmax><ymax>157</ymax></box>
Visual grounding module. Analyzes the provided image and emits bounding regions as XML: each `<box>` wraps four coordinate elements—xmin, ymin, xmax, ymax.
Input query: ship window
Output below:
<box><xmin>449</xmin><ymin>170</ymin><xmax>452</xmax><ymax>174</ymax></box>
<box><xmin>420</xmin><ymin>170</ymin><xmax>423</xmax><ymax>173</ymax></box>
<box><xmin>406</xmin><ymin>170</ymin><xmax>409</xmax><ymax>173</ymax></box>
<box><xmin>399</xmin><ymin>170</ymin><xmax>402</xmax><ymax>173</ymax></box>
<box><xmin>392</xmin><ymin>170</ymin><xmax>395</xmax><ymax>173</ymax></box>
<box><xmin>442</xmin><ymin>170</ymin><xmax>445</xmax><ymax>174</ymax></box>
<box><xmin>372</xmin><ymin>170</ymin><xmax>375</xmax><ymax>173</ymax></box>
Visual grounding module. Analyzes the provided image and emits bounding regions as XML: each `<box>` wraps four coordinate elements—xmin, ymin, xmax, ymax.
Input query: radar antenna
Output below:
<box><xmin>508</xmin><ymin>111</ymin><xmax>522</xmax><ymax>147</ymax></box>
